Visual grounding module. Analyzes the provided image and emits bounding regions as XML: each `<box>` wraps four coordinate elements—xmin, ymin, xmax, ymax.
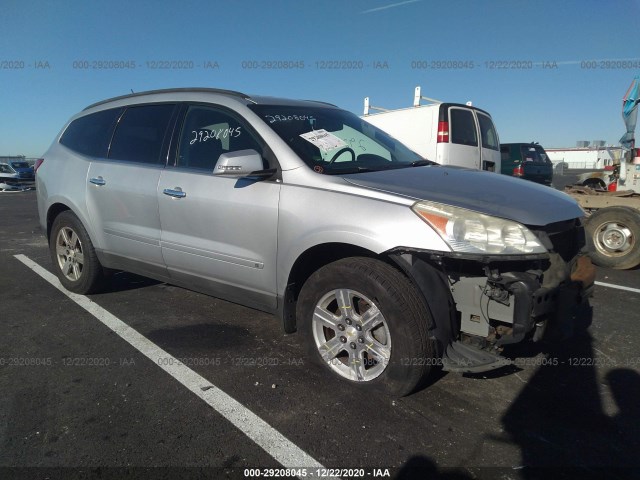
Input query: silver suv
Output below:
<box><xmin>37</xmin><ymin>88</ymin><xmax>594</xmax><ymax>395</ymax></box>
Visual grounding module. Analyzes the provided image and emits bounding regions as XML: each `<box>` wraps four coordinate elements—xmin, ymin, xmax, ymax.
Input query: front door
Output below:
<box><xmin>158</xmin><ymin>104</ymin><xmax>280</xmax><ymax>311</ymax></box>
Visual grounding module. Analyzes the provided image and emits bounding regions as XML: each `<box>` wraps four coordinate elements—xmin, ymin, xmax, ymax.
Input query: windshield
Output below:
<box><xmin>249</xmin><ymin>104</ymin><xmax>432</xmax><ymax>174</ymax></box>
<box><xmin>10</xmin><ymin>161</ymin><xmax>29</xmax><ymax>169</ymax></box>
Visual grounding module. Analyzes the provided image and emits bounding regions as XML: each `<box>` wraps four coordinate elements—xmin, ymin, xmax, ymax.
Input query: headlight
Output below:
<box><xmin>412</xmin><ymin>201</ymin><xmax>546</xmax><ymax>254</ymax></box>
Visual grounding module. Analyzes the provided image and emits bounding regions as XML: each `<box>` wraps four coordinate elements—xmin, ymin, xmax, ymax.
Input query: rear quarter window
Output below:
<box><xmin>60</xmin><ymin>108</ymin><xmax>124</xmax><ymax>157</ymax></box>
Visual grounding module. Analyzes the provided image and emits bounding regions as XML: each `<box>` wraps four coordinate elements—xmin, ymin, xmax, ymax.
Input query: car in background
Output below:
<box><xmin>0</xmin><ymin>162</ymin><xmax>35</xmax><ymax>191</ymax></box>
<box><xmin>575</xmin><ymin>166</ymin><xmax>619</xmax><ymax>191</ymax></box>
<box><xmin>500</xmin><ymin>142</ymin><xmax>553</xmax><ymax>186</ymax></box>
<box><xmin>6</xmin><ymin>159</ymin><xmax>35</xmax><ymax>180</ymax></box>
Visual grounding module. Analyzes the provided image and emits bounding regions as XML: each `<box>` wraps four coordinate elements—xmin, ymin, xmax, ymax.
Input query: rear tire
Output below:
<box><xmin>297</xmin><ymin>257</ymin><xmax>437</xmax><ymax>396</ymax></box>
<box><xmin>50</xmin><ymin>211</ymin><xmax>105</xmax><ymax>294</ymax></box>
<box><xmin>585</xmin><ymin>207</ymin><xmax>640</xmax><ymax>270</ymax></box>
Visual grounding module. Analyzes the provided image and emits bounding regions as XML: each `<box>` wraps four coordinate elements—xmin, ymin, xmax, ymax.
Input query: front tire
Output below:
<box><xmin>585</xmin><ymin>207</ymin><xmax>640</xmax><ymax>270</ymax></box>
<box><xmin>50</xmin><ymin>211</ymin><xmax>105</xmax><ymax>294</ymax></box>
<box><xmin>297</xmin><ymin>257</ymin><xmax>437</xmax><ymax>396</ymax></box>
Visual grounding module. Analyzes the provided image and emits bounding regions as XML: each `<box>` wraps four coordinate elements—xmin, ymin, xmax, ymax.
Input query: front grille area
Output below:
<box><xmin>532</xmin><ymin>218</ymin><xmax>585</xmax><ymax>262</ymax></box>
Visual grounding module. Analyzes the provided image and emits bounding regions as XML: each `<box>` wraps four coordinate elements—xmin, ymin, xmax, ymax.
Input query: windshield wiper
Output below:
<box><xmin>325</xmin><ymin>166</ymin><xmax>378</xmax><ymax>175</ymax></box>
<box><xmin>328</xmin><ymin>160</ymin><xmax>436</xmax><ymax>175</ymax></box>
<box><xmin>410</xmin><ymin>159</ymin><xmax>437</xmax><ymax>167</ymax></box>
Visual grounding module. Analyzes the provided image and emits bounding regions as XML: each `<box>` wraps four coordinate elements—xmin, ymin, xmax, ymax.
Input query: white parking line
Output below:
<box><xmin>14</xmin><ymin>254</ymin><xmax>330</xmax><ymax>474</ymax></box>
<box><xmin>595</xmin><ymin>281</ymin><xmax>640</xmax><ymax>294</ymax></box>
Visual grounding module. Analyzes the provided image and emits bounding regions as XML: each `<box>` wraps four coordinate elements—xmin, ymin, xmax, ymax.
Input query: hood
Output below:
<box><xmin>342</xmin><ymin>166</ymin><xmax>583</xmax><ymax>226</ymax></box>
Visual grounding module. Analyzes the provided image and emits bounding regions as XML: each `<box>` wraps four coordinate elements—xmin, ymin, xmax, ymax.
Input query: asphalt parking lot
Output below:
<box><xmin>1</xmin><ymin>190</ymin><xmax>639</xmax><ymax>480</ymax></box>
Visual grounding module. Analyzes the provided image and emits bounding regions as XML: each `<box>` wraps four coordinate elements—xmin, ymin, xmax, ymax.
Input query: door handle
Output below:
<box><xmin>163</xmin><ymin>187</ymin><xmax>186</xmax><ymax>199</ymax></box>
<box><xmin>89</xmin><ymin>176</ymin><xmax>106</xmax><ymax>186</ymax></box>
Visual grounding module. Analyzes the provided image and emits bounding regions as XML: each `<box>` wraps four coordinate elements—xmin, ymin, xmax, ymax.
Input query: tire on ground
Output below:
<box><xmin>49</xmin><ymin>210</ymin><xmax>105</xmax><ymax>294</ymax></box>
<box><xmin>585</xmin><ymin>206</ymin><xmax>640</xmax><ymax>270</ymax></box>
<box><xmin>582</xmin><ymin>178</ymin><xmax>606</xmax><ymax>190</ymax></box>
<box><xmin>296</xmin><ymin>257</ymin><xmax>437</xmax><ymax>396</ymax></box>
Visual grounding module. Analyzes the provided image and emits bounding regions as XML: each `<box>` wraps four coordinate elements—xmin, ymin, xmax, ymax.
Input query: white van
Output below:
<box><xmin>362</xmin><ymin>87</ymin><xmax>501</xmax><ymax>172</ymax></box>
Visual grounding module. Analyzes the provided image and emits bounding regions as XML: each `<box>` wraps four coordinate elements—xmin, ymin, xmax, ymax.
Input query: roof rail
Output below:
<box><xmin>412</xmin><ymin>86</ymin><xmax>443</xmax><ymax>107</ymax></box>
<box><xmin>83</xmin><ymin>87</ymin><xmax>251</xmax><ymax>110</ymax></box>
<box><xmin>363</xmin><ymin>97</ymin><xmax>390</xmax><ymax>116</ymax></box>
<box><xmin>363</xmin><ymin>86</ymin><xmax>443</xmax><ymax>115</ymax></box>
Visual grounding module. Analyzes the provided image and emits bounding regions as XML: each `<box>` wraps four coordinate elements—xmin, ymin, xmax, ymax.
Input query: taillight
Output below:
<box><xmin>437</xmin><ymin>121</ymin><xmax>449</xmax><ymax>143</ymax></box>
<box><xmin>608</xmin><ymin>181</ymin><xmax>617</xmax><ymax>192</ymax></box>
<box><xmin>513</xmin><ymin>165</ymin><xmax>524</xmax><ymax>177</ymax></box>
<box><xmin>34</xmin><ymin>158</ymin><xmax>44</xmax><ymax>173</ymax></box>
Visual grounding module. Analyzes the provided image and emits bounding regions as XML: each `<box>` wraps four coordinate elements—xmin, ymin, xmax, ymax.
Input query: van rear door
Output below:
<box><xmin>444</xmin><ymin>107</ymin><xmax>480</xmax><ymax>169</ymax></box>
<box><xmin>477</xmin><ymin>112</ymin><xmax>500</xmax><ymax>172</ymax></box>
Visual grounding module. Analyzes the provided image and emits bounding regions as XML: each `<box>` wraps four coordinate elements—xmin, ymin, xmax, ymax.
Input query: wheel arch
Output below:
<box><xmin>46</xmin><ymin>202</ymin><xmax>72</xmax><ymax>240</ymax></box>
<box><xmin>386</xmin><ymin>251</ymin><xmax>457</xmax><ymax>352</ymax></box>
<box><xmin>280</xmin><ymin>242</ymin><xmax>393</xmax><ymax>333</ymax></box>
<box><xmin>46</xmin><ymin>200</ymin><xmax>99</xmax><ymax>249</ymax></box>
<box><xmin>278</xmin><ymin>242</ymin><xmax>456</xmax><ymax>351</ymax></box>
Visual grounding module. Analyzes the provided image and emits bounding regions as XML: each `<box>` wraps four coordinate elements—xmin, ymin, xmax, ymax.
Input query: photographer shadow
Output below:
<box><xmin>499</xmin><ymin>298</ymin><xmax>640</xmax><ymax>478</ymax></box>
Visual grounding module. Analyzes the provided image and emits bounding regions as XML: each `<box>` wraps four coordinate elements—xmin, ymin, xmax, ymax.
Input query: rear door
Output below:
<box><xmin>444</xmin><ymin>107</ymin><xmax>480</xmax><ymax>169</ymax></box>
<box><xmin>157</xmin><ymin>104</ymin><xmax>280</xmax><ymax>311</ymax></box>
<box><xmin>86</xmin><ymin>103</ymin><xmax>177</xmax><ymax>277</ymax></box>
<box><xmin>476</xmin><ymin>112</ymin><xmax>500</xmax><ymax>172</ymax></box>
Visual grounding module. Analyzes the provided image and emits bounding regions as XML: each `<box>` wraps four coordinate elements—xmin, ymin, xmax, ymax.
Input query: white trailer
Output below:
<box><xmin>546</xmin><ymin>146</ymin><xmax>623</xmax><ymax>170</ymax></box>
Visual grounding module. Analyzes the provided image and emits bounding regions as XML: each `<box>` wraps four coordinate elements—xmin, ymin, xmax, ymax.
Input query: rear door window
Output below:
<box><xmin>60</xmin><ymin>108</ymin><xmax>124</xmax><ymax>157</ymax></box>
<box><xmin>109</xmin><ymin>104</ymin><xmax>176</xmax><ymax>164</ymax></box>
<box><xmin>477</xmin><ymin>113</ymin><xmax>499</xmax><ymax>150</ymax></box>
<box><xmin>449</xmin><ymin>108</ymin><xmax>478</xmax><ymax>146</ymax></box>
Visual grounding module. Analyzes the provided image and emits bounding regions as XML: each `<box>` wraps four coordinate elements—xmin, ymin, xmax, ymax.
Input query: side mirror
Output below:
<box><xmin>213</xmin><ymin>149</ymin><xmax>275</xmax><ymax>178</ymax></box>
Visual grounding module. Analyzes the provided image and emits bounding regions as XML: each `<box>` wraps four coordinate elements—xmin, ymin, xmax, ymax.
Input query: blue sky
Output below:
<box><xmin>1</xmin><ymin>0</ymin><xmax>639</xmax><ymax>157</ymax></box>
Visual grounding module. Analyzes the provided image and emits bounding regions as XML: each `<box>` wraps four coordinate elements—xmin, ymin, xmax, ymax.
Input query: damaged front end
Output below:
<box><xmin>390</xmin><ymin>218</ymin><xmax>595</xmax><ymax>373</ymax></box>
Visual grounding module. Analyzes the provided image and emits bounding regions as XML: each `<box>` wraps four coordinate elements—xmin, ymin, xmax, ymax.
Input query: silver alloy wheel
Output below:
<box><xmin>312</xmin><ymin>288</ymin><xmax>391</xmax><ymax>382</ymax></box>
<box><xmin>594</xmin><ymin>220</ymin><xmax>634</xmax><ymax>257</ymax></box>
<box><xmin>55</xmin><ymin>226</ymin><xmax>85</xmax><ymax>281</ymax></box>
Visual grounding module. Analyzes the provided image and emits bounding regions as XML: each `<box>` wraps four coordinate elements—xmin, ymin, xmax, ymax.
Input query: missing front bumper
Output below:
<box><xmin>443</xmin><ymin>254</ymin><xmax>595</xmax><ymax>372</ymax></box>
